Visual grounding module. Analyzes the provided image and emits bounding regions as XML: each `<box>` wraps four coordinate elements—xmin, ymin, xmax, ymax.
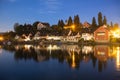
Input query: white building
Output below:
<box><xmin>37</xmin><ymin>23</ymin><xmax>46</xmax><ymax>30</ymax></box>
<box><xmin>81</xmin><ymin>33</ymin><xmax>93</xmax><ymax>41</ymax></box>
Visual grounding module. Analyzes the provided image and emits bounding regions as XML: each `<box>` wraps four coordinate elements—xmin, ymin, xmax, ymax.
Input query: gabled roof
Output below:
<box><xmin>83</xmin><ymin>21</ymin><xmax>91</xmax><ymax>28</ymax></box>
<box><xmin>80</xmin><ymin>28</ymin><xmax>92</xmax><ymax>34</ymax></box>
<box><xmin>94</xmin><ymin>25</ymin><xmax>109</xmax><ymax>33</ymax></box>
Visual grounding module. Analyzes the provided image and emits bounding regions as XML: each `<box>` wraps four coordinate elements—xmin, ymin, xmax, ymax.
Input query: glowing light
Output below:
<box><xmin>46</xmin><ymin>36</ymin><xmax>61</xmax><ymax>40</ymax></box>
<box><xmin>15</xmin><ymin>45</ymin><xmax>19</xmax><ymax>50</ymax></box>
<box><xmin>24</xmin><ymin>45</ymin><xmax>32</xmax><ymax>50</ymax></box>
<box><xmin>110</xmin><ymin>29</ymin><xmax>120</xmax><ymax>38</ymax></box>
<box><xmin>47</xmin><ymin>45</ymin><xmax>60</xmax><ymax>50</ymax></box>
<box><xmin>82</xmin><ymin>46</ymin><xmax>93</xmax><ymax>54</ymax></box>
<box><xmin>97</xmin><ymin>51</ymin><xmax>105</xmax><ymax>56</ymax></box>
<box><xmin>64</xmin><ymin>24</ymin><xmax>75</xmax><ymax>31</ymax></box>
<box><xmin>116</xmin><ymin>47</ymin><xmax>120</xmax><ymax>71</ymax></box>
<box><xmin>24</xmin><ymin>37</ymin><xmax>31</xmax><ymax>41</ymax></box>
<box><xmin>71</xmin><ymin>50</ymin><xmax>76</xmax><ymax>69</ymax></box>
<box><xmin>71</xmin><ymin>24</ymin><xmax>75</xmax><ymax>30</ymax></box>
<box><xmin>0</xmin><ymin>36</ymin><xmax>4</xmax><ymax>41</ymax></box>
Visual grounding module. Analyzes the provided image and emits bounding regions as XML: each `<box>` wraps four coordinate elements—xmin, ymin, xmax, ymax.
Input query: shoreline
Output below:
<box><xmin>0</xmin><ymin>40</ymin><xmax>120</xmax><ymax>46</ymax></box>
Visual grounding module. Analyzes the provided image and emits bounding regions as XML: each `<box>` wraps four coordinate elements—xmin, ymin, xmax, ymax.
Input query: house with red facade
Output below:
<box><xmin>94</xmin><ymin>25</ymin><xmax>109</xmax><ymax>42</ymax></box>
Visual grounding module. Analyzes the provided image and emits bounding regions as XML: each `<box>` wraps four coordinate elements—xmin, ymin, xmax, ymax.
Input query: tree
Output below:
<box><xmin>24</xmin><ymin>24</ymin><xmax>33</xmax><ymax>34</ymax></box>
<box><xmin>32</xmin><ymin>21</ymin><xmax>40</xmax><ymax>33</ymax></box>
<box><xmin>74</xmin><ymin>15</ymin><xmax>81</xmax><ymax>32</ymax></box>
<box><xmin>74</xmin><ymin>15</ymin><xmax>80</xmax><ymax>26</ymax></box>
<box><xmin>14</xmin><ymin>25</ymin><xmax>24</xmax><ymax>35</ymax></box>
<box><xmin>98</xmin><ymin>12</ymin><xmax>103</xmax><ymax>26</ymax></box>
<box><xmin>114</xmin><ymin>23</ymin><xmax>119</xmax><ymax>29</ymax></box>
<box><xmin>103</xmin><ymin>16</ymin><xmax>107</xmax><ymax>25</ymax></box>
<box><xmin>57</xmin><ymin>19</ymin><xmax>65</xmax><ymax>29</ymax></box>
<box><xmin>91</xmin><ymin>17</ymin><xmax>97</xmax><ymax>27</ymax></box>
<box><xmin>58</xmin><ymin>20</ymin><xmax>61</xmax><ymax>27</ymax></box>
<box><xmin>110</xmin><ymin>21</ymin><xmax>113</xmax><ymax>27</ymax></box>
<box><xmin>91</xmin><ymin>17</ymin><xmax>97</xmax><ymax>31</ymax></box>
<box><xmin>14</xmin><ymin>23</ymin><xmax>19</xmax><ymax>32</ymax></box>
<box><xmin>51</xmin><ymin>24</ymin><xmax>60</xmax><ymax>35</ymax></box>
<box><xmin>60</xmin><ymin>20</ymin><xmax>65</xmax><ymax>29</ymax></box>
<box><xmin>67</xmin><ymin>16</ymin><xmax>73</xmax><ymax>26</ymax></box>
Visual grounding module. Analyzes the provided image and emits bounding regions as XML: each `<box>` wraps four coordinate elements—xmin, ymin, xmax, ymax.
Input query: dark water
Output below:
<box><xmin>0</xmin><ymin>44</ymin><xmax>120</xmax><ymax>80</ymax></box>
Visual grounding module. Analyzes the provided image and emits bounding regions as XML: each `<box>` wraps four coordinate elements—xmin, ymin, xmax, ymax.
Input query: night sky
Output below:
<box><xmin>0</xmin><ymin>0</ymin><xmax>120</xmax><ymax>32</ymax></box>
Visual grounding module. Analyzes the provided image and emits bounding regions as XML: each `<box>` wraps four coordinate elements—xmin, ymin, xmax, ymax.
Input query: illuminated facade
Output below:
<box><xmin>37</xmin><ymin>22</ymin><xmax>46</xmax><ymax>30</ymax></box>
<box><xmin>81</xmin><ymin>33</ymin><xmax>93</xmax><ymax>41</ymax></box>
<box><xmin>94</xmin><ymin>25</ymin><xmax>109</xmax><ymax>42</ymax></box>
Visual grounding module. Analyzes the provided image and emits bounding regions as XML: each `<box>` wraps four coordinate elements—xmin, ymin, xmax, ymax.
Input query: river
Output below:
<box><xmin>0</xmin><ymin>44</ymin><xmax>120</xmax><ymax>80</ymax></box>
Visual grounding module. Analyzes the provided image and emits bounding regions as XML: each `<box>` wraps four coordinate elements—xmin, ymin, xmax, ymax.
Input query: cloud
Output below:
<box><xmin>45</xmin><ymin>0</ymin><xmax>61</xmax><ymax>9</ymax></box>
<box><xmin>39</xmin><ymin>0</ymin><xmax>62</xmax><ymax>14</ymax></box>
<box><xmin>48</xmin><ymin>10</ymin><xmax>57</xmax><ymax>14</ymax></box>
<box><xmin>7</xmin><ymin>0</ymin><xmax>17</xmax><ymax>2</ymax></box>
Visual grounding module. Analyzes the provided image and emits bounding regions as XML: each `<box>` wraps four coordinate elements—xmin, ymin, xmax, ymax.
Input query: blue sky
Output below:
<box><xmin>0</xmin><ymin>0</ymin><xmax>120</xmax><ymax>32</ymax></box>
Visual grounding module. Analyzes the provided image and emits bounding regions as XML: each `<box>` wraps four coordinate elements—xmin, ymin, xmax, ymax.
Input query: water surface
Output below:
<box><xmin>0</xmin><ymin>44</ymin><xmax>120</xmax><ymax>80</ymax></box>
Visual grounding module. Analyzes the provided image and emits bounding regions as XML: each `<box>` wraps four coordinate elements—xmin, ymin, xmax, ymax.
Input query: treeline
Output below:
<box><xmin>13</xmin><ymin>12</ymin><xmax>119</xmax><ymax>36</ymax></box>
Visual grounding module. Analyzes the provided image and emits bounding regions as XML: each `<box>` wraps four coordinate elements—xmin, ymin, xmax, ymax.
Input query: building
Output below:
<box><xmin>61</xmin><ymin>30</ymin><xmax>81</xmax><ymax>43</ymax></box>
<box><xmin>37</xmin><ymin>22</ymin><xmax>46</xmax><ymax>30</ymax></box>
<box><xmin>81</xmin><ymin>28</ymin><xmax>93</xmax><ymax>41</ymax></box>
<box><xmin>83</xmin><ymin>21</ymin><xmax>91</xmax><ymax>28</ymax></box>
<box><xmin>94</xmin><ymin>25</ymin><xmax>109</xmax><ymax>42</ymax></box>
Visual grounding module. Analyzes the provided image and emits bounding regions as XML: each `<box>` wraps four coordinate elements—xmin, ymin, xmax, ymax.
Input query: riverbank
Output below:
<box><xmin>0</xmin><ymin>40</ymin><xmax>120</xmax><ymax>46</ymax></box>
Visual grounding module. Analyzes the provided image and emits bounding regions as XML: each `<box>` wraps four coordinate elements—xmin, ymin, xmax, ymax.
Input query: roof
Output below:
<box><xmin>80</xmin><ymin>28</ymin><xmax>93</xmax><ymax>34</ymax></box>
<box><xmin>94</xmin><ymin>25</ymin><xmax>109</xmax><ymax>33</ymax></box>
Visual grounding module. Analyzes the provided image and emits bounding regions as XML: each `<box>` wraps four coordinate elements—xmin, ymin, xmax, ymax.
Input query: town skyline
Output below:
<box><xmin>0</xmin><ymin>0</ymin><xmax>120</xmax><ymax>32</ymax></box>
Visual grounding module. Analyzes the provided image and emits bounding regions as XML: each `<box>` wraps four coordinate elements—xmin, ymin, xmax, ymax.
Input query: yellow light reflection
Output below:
<box><xmin>15</xmin><ymin>45</ymin><xmax>19</xmax><ymax>50</ymax></box>
<box><xmin>116</xmin><ymin>47</ymin><xmax>120</xmax><ymax>71</ymax></box>
<box><xmin>82</xmin><ymin>46</ymin><xmax>93</xmax><ymax>54</ymax></box>
<box><xmin>24</xmin><ymin>45</ymin><xmax>32</xmax><ymax>50</ymax></box>
<box><xmin>47</xmin><ymin>45</ymin><xmax>60</xmax><ymax>50</ymax></box>
<box><xmin>71</xmin><ymin>50</ymin><xmax>76</xmax><ymax>68</ymax></box>
<box><xmin>0</xmin><ymin>46</ymin><xmax>3</xmax><ymax>55</ymax></box>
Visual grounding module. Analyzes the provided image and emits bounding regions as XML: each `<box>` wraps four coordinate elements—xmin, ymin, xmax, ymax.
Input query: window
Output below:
<box><xmin>97</xmin><ymin>32</ymin><xmax>105</xmax><ymax>36</ymax></box>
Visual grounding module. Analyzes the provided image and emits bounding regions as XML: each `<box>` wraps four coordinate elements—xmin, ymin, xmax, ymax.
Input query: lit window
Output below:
<box><xmin>97</xmin><ymin>32</ymin><xmax>105</xmax><ymax>36</ymax></box>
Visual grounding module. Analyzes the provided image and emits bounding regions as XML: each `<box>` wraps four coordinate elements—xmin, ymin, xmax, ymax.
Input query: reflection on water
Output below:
<box><xmin>0</xmin><ymin>45</ymin><xmax>3</xmax><ymax>55</ymax></box>
<box><xmin>1</xmin><ymin>44</ymin><xmax>120</xmax><ymax>71</ymax></box>
<box><xmin>116</xmin><ymin>47</ymin><xmax>120</xmax><ymax>71</ymax></box>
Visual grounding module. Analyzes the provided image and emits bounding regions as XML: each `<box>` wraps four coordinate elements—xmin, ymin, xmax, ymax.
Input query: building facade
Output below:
<box><xmin>94</xmin><ymin>25</ymin><xmax>109</xmax><ymax>42</ymax></box>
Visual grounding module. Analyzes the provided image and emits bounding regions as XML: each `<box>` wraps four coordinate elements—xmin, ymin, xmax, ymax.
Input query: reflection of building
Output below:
<box><xmin>94</xmin><ymin>45</ymin><xmax>109</xmax><ymax>61</ymax></box>
<box><xmin>66</xmin><ymin>49</ymin><xmax>81</xmax><ymax>69</ymax></box>
<box><xmin>82</xmin><ymin>46</ymin><xmax>93</xmax><ymax>54</ymax></box>
<box><xmin>7</xmin><ymin>44</ymin><xmax>120</xmax><ymax>71</ymax></box>
<box><xmin>116</xmin><ymin>47</ymin><xmax>120</xmax><ymax>71</ymax></box>
<box><xmin>60</xmin><ymin>45</ymin><xmax>80</xmax><ymax>54</ymax></box>
<box><xmin>94</xmin><ymin>45</ymin><xmax>109</xmax><ymax>72</ymax></box>
<box><xmin>0</xmin><ymin>46</ymin><xmax>3</xmax><ymax>55</ymax></box>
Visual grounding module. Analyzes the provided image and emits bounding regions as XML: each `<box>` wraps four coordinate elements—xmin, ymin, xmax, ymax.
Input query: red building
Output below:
<box><xmin>94</xmin><ymin>25</ymin><xmax>109</xmax><ymax>42</ymax></box>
